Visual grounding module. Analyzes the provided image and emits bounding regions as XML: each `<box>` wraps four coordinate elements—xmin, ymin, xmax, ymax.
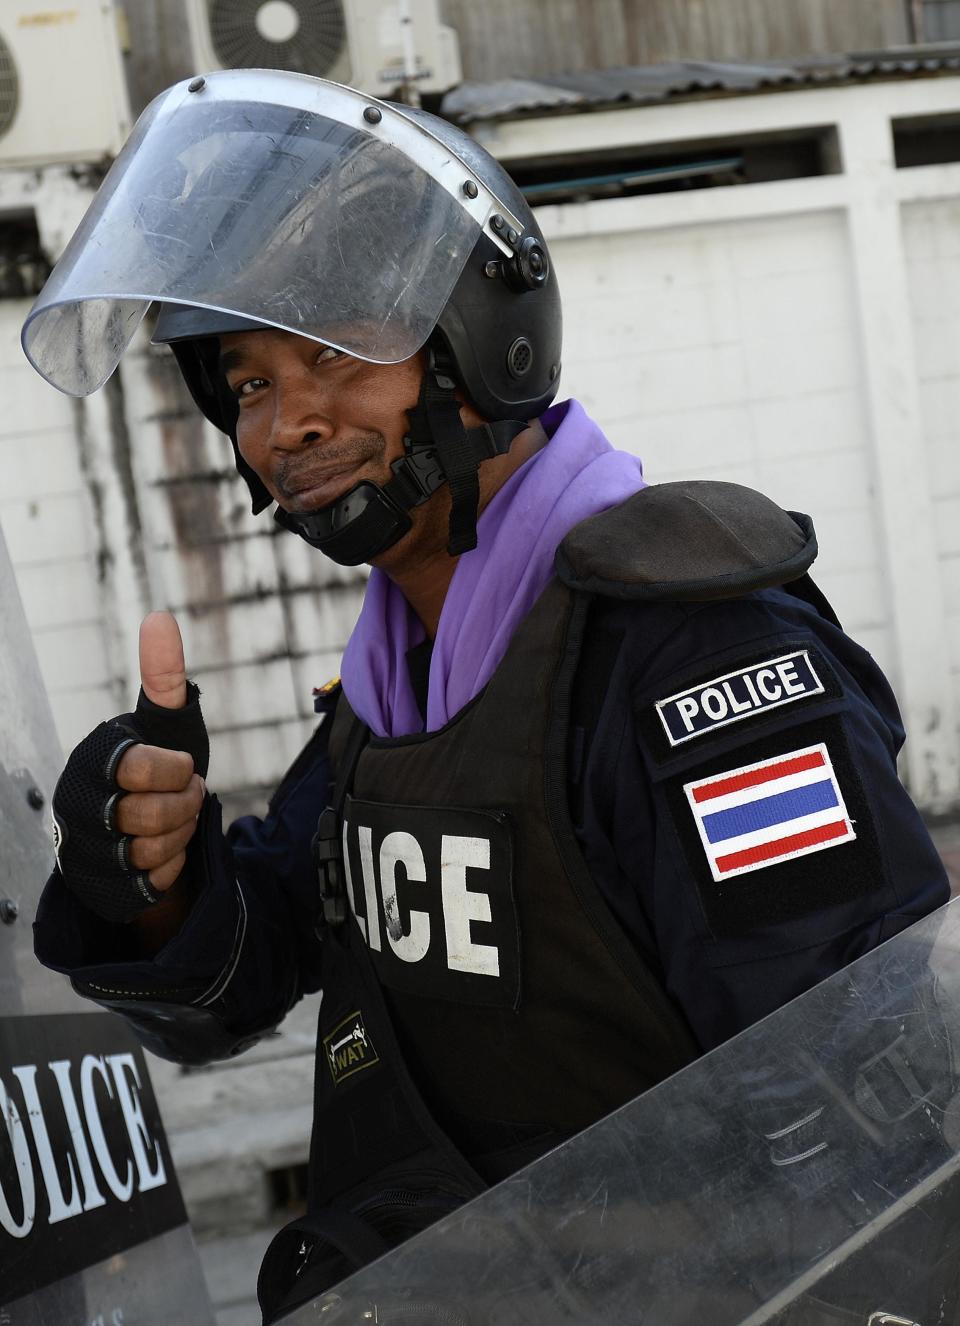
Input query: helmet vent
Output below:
<box><xmin>507</xmin><ymin>337</ymin><xmax>533</xmax><ymax>380</ymax></box>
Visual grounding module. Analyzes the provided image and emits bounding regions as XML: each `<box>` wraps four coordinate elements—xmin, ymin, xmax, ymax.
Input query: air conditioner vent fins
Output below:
<box><xmin>208</xmin><ymin>0</ymin><xmax>347</xmax><ymax>77</ymax></box>
<box><xmin>0</xmin><ymin>33</ymin><xmax>19</xmax><ymax>140</ymax></box>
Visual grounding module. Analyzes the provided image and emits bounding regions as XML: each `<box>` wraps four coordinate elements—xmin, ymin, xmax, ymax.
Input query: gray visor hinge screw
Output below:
<box><xmin>484</xmin><ymin>260</ymin><xmax>500</xmax><ymax>279</ymax></box>
<box><xmin>188</xmin><ymin>77</ymin><xmax>206</xmax><ymax>93</ymax></box>
<box><xmin>462</xmin><ymin>180</ymin><xmax>479</xmax><ymax>199</ymax></box>
<box><xmin>0</xmin><ymin>900</ymin><xmax>18</xmax><ymax>925</ymax></box>
<box><xmin>27</xmin><ymin>786</ymin><xmax>44</xmax><ymax>810</ymax></box>
<box><xmin>363</xmin><ymin>106</ymin><xmax>382</xmax><ymax>124</ymax></box>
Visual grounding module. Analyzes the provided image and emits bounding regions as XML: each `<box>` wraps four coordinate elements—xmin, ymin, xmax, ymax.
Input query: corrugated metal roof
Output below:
<box><xmin>441</xmin><ymin>44</ymin><xmax>960</xmax><ymax>125</ymax></box>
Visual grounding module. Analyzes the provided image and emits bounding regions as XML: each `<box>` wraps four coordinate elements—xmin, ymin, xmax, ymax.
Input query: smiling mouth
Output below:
<box><xmin>280</xmin><ymin>463</ymin><xmax>364</xmax><ymax>510</ymax></box>
<box><xmin>276</xmin><ymin>438</ymin><xmax>384</xmax><ymax>511</ymax></box>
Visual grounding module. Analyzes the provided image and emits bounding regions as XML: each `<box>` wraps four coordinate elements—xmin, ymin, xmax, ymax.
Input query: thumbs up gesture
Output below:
<box><xmin>51</xmin><ymin>611</ymin><xmax>210</xmax><ymax>924</ymax></box>
<box><xmin>113</xmin><ymin>613</ymin><xmax>207</xmax><ymax>894</ymax></box>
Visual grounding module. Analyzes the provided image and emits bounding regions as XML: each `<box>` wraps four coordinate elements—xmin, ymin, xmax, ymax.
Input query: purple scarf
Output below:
<box><xmin>341</xmin><ymin>400</ymin><xmax>645</xmax><ymax>737</ymax></box>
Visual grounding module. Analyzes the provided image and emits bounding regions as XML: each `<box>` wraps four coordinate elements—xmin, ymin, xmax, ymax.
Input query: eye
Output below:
<box><xmin>234</xmin><ymin>376</ymin><xmax>267</xmax><ymax>398</ymax></box>
<box><xmin>316</xmin><ymin>346</ymin><xmax>346</xmax><ymax>365</ymax></box>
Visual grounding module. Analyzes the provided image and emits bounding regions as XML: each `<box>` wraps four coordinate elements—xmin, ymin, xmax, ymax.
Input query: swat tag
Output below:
<box><xmin>656</xmin><ymin>650</ymin><xmax>824</xmax><ymax>747</ymax></box>
<box><xmin>341</xmin><ymin>797</ymin><xmax>519</xmax><ymax>1008</ymax></box>
<box><xmin>323</xmin><ymin>1009</ymin><xmax>379</xmax><ymax>1086</ymax></box>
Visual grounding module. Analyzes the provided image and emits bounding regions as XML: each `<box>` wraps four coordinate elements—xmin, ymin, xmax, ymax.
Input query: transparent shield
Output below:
<box><xmin>280</xmin><ymin>901</ymin><xmax>960</xmax><ymax>1325</ymax></box>
<box><xmin>0</xmin><ymin>521</ymin><xmax>214</xmax><ymax>1323</ymax></box>
<box><xmin>22</xmin><ymin>70</ymin><xmax>516</xmax><ymax>396</ymax></box>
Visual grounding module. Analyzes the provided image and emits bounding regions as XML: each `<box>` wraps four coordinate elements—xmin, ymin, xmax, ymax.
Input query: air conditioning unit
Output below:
<box><xmin>185</xmin><ymin>0</ymin><xmax>462</xmax><ymax>97</ymax></box>
<box><xmin>0</xmin><ymin>1</ymin><xmax>131</xmax><ymax>169</ymax></box>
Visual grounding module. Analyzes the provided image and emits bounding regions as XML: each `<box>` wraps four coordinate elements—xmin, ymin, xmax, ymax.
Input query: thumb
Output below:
<box><xmin>139</xmin><ymin>611</ymin><xmax>187</xmax><ymax>710</ymax></box>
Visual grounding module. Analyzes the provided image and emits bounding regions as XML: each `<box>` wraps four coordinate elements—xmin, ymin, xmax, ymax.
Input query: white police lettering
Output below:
<box><xmin>357</xmin><ymin>824</ymin><xmax>382</xmax><ymax>952</ymax></box>
<box><xmin>0</xmin><ymin>1076</ymin><xmax>35</xmax><ymax>1238</ymax></box>
<box><xmin>0</xmin><ymin>1051</ymin><xmax>168</xmax><ymax>1238</ymax></box>
<box><xmin>379</xmin><ymin>830</ymin><xmax>430</xmax><ymax>962</ymax></box>
<box><xmin>49</xmin><ymin>1060</ymin><xmax>107</xmax><ymax>1213</ymax></box>
<box><xmin>346</xmin><ymin>822</ymin><xmax>497</xmax><ymax>977</ymax></box>
<box><xmin>108</xmin><ymin>1053</ymin><xmax>166</xmax><ymax>1193</ymax></box>
<box><xmin>655</xmin><ymin>650</ymin><xmax>825</xmax><ymax>747</ymax></box>
<box><xmin>441</xmin><ymin>835</ymin><xmax>499</xmax><ymax>977</ymax></box>
<box><xmin>341</xmin><ymin>799</ymin><xmax>518</xmax><ymax>1005</ymax></box>
<box><xmin>82</xmin><ymin>1055</ymin><xmax>134</xmax><ymax>1202</ymax></box>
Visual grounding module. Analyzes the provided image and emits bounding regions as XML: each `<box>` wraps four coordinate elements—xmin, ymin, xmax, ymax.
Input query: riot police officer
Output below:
<box><xmin>22</xmin><ymin>70</ymin><xmax>949</xmax><ymax>1320</ymax></box>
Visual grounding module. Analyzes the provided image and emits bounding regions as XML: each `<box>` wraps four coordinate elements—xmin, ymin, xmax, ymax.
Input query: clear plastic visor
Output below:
<box><xmin>21</xmin><ymin>71</ymin><xmax>511</xmax><ymax>396</ymax></box>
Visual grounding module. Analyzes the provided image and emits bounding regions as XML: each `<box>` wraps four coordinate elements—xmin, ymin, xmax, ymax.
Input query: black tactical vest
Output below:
<box><xmin>258</xmin><ymin>482</ymin><xmax>820</xmax><ymax>1320</ymax></box>
<box><xmin>328</xmin><ymin>577</ymin><xmax>699</xmax><ymax>1153</ymax></box>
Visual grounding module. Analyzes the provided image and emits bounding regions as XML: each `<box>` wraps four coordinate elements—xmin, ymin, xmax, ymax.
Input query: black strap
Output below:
<box><xmin>313</xmin><ymin>713</ymin><xmax>369</xmax><ymax>927</ymax></box>
<box><xmin>405</xmin><ymin>347</ymin><xmax>527</xmax><ymax>557</ymax></box>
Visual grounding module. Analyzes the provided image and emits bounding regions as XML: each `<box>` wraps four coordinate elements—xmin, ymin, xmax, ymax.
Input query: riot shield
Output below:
<box><xmin>281</xmin><ymin>900</ymin><xmax>960</xmax><ymax>1326</ymax></box>
<box><xmin>0</xmin><ymin>524</ymin><xmax>214</xmax><ymax>1324</ymax></box>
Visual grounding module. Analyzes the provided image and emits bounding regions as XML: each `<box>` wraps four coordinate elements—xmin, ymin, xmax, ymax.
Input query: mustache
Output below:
<box><xmin>273</xmin><ymin>433</ymin><xmax>386</xmax><ymax>501</ymax></box>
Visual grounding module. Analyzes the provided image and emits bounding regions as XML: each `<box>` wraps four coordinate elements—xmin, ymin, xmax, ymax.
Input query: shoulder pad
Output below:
<box><xmin>555</xmin><ymin>481</ymin><xmax>816</xmax><ymax>601</ymax></box>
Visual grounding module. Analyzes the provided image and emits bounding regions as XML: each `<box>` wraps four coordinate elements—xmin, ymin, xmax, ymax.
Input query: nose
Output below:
<box><xmin>268</xmin><ymin>366</ymin><xmax>336</xmax><ymax>454</ymax></box>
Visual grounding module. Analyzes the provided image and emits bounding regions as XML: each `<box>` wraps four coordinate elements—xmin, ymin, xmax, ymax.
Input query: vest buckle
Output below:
<box><xmin>312</xmin><ymin>805</ymin><xmax>347</xmax><ymax>927</ymax></box>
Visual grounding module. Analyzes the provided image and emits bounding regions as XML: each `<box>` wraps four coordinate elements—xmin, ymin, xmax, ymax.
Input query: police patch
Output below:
<box><xmin>323</xmin><ymin>1009</ymin><xmax>379</xmax><ymax>1086</ymax></box>
<box><xmin>685</xmin><ymin>742</ymin><xmax>855</xmax><ymax>882</ymax></box>
<box><xmin>341</xmin><ymin>797</ymin><xmax>519</xmax><ymax>1009</ymax></box>
<box><xmin>656</xmin><ymin>650</ymin><xmax>825</xmax><ymax>746</ymax></box>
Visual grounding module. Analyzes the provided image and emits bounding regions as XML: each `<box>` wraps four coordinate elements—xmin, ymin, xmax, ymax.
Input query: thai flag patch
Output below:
<box><xmin>685</xmin><ymin>743</ymin><xmax>855</xmax><ymax>882</ymax></box>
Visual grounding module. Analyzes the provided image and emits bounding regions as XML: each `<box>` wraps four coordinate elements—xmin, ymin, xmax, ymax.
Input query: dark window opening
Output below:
<box><xmin>894</xmin><ymin>112</ymin><xmax>960</xmax><ymax>167</ymax></box>
<box><xmin>269</xmin><ymin>1162</ymin><xmax>309</xmax><ymax>1216</ymax></box>
<box><xmin>0</xmin><ymin>212</ymin><xmax>49</xmax><ymax>299</ymax></box>
<box><xmin>506</xmin><ymin>126</ymin><xmax>840</xmax><ymax>207</ymax></box>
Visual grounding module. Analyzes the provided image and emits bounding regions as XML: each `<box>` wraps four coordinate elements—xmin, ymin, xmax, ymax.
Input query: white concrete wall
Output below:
<box><xmin>553</xmin><ymin>209</ymin><xmax>891</xmax><ymax>669</ymax></box>
<box><xmin>479</xmin><ymin>74</ymin><xmax>960</xmax><ymax>810</ymax></box>
<box><xmin>6</xmin><ymin>75</ymin><xmax>960</xmax><ymax>817</ymax></box>
<box><xmin>903</xmin><ymin>197</ymin><xmax>960</xmax><ymax>788</ymax></box>
<box><xmin>0</xmin><ymin>297</ymin><xmax>121</xmax><ymax>758</ymax></box>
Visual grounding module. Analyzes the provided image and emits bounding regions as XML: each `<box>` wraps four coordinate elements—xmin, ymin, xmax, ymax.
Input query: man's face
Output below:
<box><xmin>220</xmin><ymin>327</ymin><xmax>425</xmax><ymax>516</ymax></box>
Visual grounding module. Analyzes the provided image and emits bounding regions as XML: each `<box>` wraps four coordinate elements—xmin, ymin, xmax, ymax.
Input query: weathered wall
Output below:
<box><xmin>0</xmin><ymin>187</ymin><xmax>364</xmax><ymax>823</ymax></box>
<box><xmin>119</xmin><ymin>0</ymin><xmax>913</xmax><ymax>119</ymax></box>
<box><xmin>554</xmin><ymin>208</ymin><xmax>890</xmax><ymax>662</ymax></box>
<box><xmin>438</xmin><ymin>0</ymin><xmax>911</xmax><ymax>83</ymax></box>
<box><xmin>122</xmin><ymin>0</ymin><xmax>198</xmax><ymax>113</ymax></box>
<box><xmin>478</xmin><ymin>72</ymin><xmax>960</xmax><ymax>811</ymax></box>
<box><xmin>0</xmin><ymin>298</ymin><xmax>123</xmax><ymax>754</ymax></box>
<box><xmin>903</xmin><ymin>197</ymin><xmax>960</xmax><ymax>752</ymax></box>
<box><xmin>8</xmin><ymin>73</ymin><xmax>960</xmax><ymax>818</ymax></box>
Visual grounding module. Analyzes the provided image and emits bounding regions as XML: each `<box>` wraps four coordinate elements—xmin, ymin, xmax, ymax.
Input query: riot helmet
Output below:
<box><xmin>21</xmin><ymin>69</ymin><xmax>561</xmax><ymax>564</ymax></box>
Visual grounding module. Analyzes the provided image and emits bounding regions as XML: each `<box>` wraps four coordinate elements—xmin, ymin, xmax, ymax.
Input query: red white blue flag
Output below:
<box><xmin>685</xmin><ymin>743</ymin><xmax>856</xmax><ymax>882</ymax></box>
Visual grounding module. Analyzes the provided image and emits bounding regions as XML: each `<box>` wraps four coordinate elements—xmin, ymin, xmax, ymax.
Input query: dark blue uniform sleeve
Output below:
<box><xmin>573</xmin><ymin>588</ymin><xmax>950</xmax><ymax>1053</ymax></box>
<box><xmin>33</xmin><ymin>714</ymin><xmax>335</xmax><ymax>1064</ymax></box>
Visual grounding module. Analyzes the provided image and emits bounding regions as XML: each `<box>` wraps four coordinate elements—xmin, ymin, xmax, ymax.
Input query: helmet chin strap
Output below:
<box><xmin>273</xmin><ymin>345</ymin><xmax>527</xmax><ymax>566</ymax></box>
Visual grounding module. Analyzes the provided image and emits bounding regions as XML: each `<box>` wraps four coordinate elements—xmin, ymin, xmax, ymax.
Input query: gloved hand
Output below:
<box><xmin>51</xmin><ymin>612</ymin><xmax>209</xmax><ymax>924</ymax></box>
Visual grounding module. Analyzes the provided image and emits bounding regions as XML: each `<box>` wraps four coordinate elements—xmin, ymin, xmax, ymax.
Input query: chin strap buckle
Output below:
<box><xmin>404</xmin><ymin>347</ymin><xmax>535</xmax><ymax>557</ymax></box>
<box><xmin>404</xmin><ymin>347</ymin><xmax>480</xmax><ymax>556</ymax></box>
<box><xmin>312</xmin><ymin>805</ymin><xmax>347</xmax><ymax>927</ymax></box>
